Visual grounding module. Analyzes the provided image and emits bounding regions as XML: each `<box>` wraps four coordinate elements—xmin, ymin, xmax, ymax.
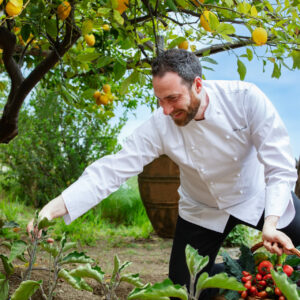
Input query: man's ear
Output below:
<box><xmin>193</xmin><ymin>77</ymin><xmax>202</xmax><ymax>94</ymax></box>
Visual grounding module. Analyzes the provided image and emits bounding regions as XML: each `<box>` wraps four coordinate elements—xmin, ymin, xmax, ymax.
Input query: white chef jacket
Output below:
<box><xmin>62</xmin><ymin>80</ymin><xmax>297</xmax><ymax>233</ymax></box>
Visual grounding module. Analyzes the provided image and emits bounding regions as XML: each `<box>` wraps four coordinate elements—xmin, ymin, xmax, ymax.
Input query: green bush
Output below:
<box><xmin>0</xmin><ymin>85</ymin><xmax>124</xmax><ymax>208</ymax></box>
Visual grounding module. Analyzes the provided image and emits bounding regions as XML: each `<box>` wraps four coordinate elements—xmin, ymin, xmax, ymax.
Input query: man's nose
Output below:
<box><xmin>162</xmin><ymin>103</ymin><xmax>174</xmax><ymax>115</ymax></box>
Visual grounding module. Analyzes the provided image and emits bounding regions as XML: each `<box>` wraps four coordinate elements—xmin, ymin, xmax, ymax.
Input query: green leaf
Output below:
<box><xmin>40</xmin><ymin>241</ymin><xmax>59</xmax><ymax>257</ymax></box>
<box><xmin>58</xmin><ymin>269</ymin><xmax>92</xmax><ymax>291</ymax></box>
<box><xmin>113</xmin><ymin>10</ymin><xmax>124</xmax><ymax>25</ymax></box>
<box><xmin>20</xmin><ymin>24</ymin><xmax>31</xmax><ymax>43</ymax></box>
<box><xmin>185</xmin><ymin>244</ymin><xmax>209</xmax><ymax>278</ymax></box>
<box><xmin>45</xmin><ymin>19</ymin><xmax>57</xmax><ymax>38</ymax></box>
<box><xmin>201</xmin><ymin>57</ymin><xmax>218</xmax><ymax>65</ymax></box>
<box><xmin>97</xmin><ymin>56</ymin><xmax>114</xmax><ymax>68</ymax></box>
<box><xmin>168</xmin><ymin>36</ymin><xmax>187</xmax><ymax>49</ymax></box>
<box><xmin>200</xmin><ymin>273</ymin><xmax>245</xmax><ymax>291</ymax></box>
<box><xmin>216</xmin><ymin>23</ymin><xmax>235</xmax><ymax>35</ymax></box>
<box><xmin>62</xmin><ymin>242</ymin><xmax>77</xmax><ymax>252</ymax></box>
<box><xmin>97</xmin><ymin>7</ymin><xmax>112</xmax><ymax>16</ymax></box>
<box><xmin>221</xmin><ymin>251</ymin><xmax>243</xmax><ymax>280</ymax></box>
<box><xmin>195</xmin><ymin>272</ymin><xmax>209</xmax><ymax>294</ymax></box>
<box><xmin>246</xmin><ymin>48</ymin><xmax>253</xmax><ymax>61</ymax></box>
<box><xmin>11</xmin><ymin>280</ymin><xmax>42</xmax><ymax>300</ymax></box>
<box><xmin>128</xmin><ymin>279</ymin><xmax>188</xmax><ymax>300</ymax></box>
<box><xmin>113</xmin><ymin>61</ymin><xmax>127</xmax><ymax>81</ymax></box>
<box><xmin>77</xmin><ymin>52</ymin><xmax>101</xmax><ymax>63</ymax></box>
<box><xmin>166</xmin><ymin>0</ymin><xmax>178</xmax><ymax>11</ymax></box>
<box><xmin>0</xmin><ymin>254</ymin><xmax>14</xmax><ymax>276</ymax></box>
<box><xmin>8</xmin><ymin>240</ymin><xmax>28</xmax><ymax>264</ymax></box>
<box><xmin>271</xmin><ymin>269</ymin><xmax>299</xmax><ymax>300</ymax></box>
<box><xmin>271</xmin><ymin>62</ymin><xmax>281</xmax><ymax>78</ymax></box>
<box><xmin>2</xmin><ymin>221</ymin><xmax>19</xmax><ymax>228</ymax></box>
<box><xmin>60</xmin><ymin>251</ymin><xmax>94</xmax><ymax>265</ymax></box>
<box><xmin>111</xmin><ymin>255</ymin><xmax>120</xmax><ymax>282</ymax></box>
<box><xmin>290</xmin><ymin>50</ymin><xmax>300</xmax><ymax>69</ymax></box>
<box><xmin>120</xmin><ymin>273</ymin><xmax>144</xmax><ymax>288</ymax></box>
<box><xmin>238</xmin><ymin>245</ymin><xmax>255</xmax><ymax>274</ymax></box>
<box><xmin>0</xmin><ymin>273</ymin><xmax>9</xmax><ymax>300</ymax></box>
<box><xmin>237</xmin><ymin>59</ymin><xmax>246</xmax><ymax>80</ymax></box>
<box><xmin>82</xmin><ymin>19</ymin><xmax>94</xmax><ymax>35</ymax></box>
<box><xmin>69</xmin><ymin>264</ymin><xmax>104</xmax><ymax>283</ymax></box>
<box><xmin>38</xmin><ymin>216</ymin><xmax>55</xmax><ymax>230</ymax></box>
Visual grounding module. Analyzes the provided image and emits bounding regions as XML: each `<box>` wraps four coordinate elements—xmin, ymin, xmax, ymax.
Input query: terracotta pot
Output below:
<box><xmin>138</xmin><ymin>155</ymin><xmax>180</xmax><ymax>238</ymax></box>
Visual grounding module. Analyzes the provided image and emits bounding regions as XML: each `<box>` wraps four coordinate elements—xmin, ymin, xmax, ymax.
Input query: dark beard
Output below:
<box><xmin>173</xmin><ymin>97</ymin><xmax>200</xmax><ymax>126</ymax></box>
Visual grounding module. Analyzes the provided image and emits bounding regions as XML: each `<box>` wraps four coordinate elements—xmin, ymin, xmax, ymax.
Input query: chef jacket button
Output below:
<box><xmin>233</xmin><ymin>157</ymin><xmax>238</xmax><ymax>161</ymax></box>
<box><xmin>200</xmin><ymin>168</ymin><xmax>205</xmax><ymax>173</ymax></box>
<box><xmin>239</xmin><ymin>190</ymin><xmax>243</xmax><ymax>194</ymax></box>
<box><xmin>225</xmin><ymin>135</ymin><xmax>230</xmax><ymax>139</ymax></box>
<box><xmin>236</xmin><ymin>173</ymin><xmax>241</xmax><ymax>177</ymax></box>
<box><xmin>218</xmin><ymin>196</ymin><xmax>223</xmax><ymax>200</ymax></box>
<box><xmin>210</xmin><ymin>181</ymin><xmax>214</xmax><ymax>185</ymax></box>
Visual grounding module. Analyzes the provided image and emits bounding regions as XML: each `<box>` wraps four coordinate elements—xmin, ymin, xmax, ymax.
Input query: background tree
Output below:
<box><xmin>0</xmin><ymin>0</ymin><xmax>299</xmax><ymax>144</ymax></box>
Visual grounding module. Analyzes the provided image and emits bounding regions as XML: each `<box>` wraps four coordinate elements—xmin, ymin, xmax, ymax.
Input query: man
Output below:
<box><xmin>28</xmin><ymin>49</ymin><xmax>299</xmax><ymax>299</ymax></box>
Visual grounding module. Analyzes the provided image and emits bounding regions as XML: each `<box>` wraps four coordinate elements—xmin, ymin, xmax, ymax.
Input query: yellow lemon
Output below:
<box><xmin>93</xmin><ymin>90</ymin><xmax>101</xmax><ymax>101</ymax></box>
<box><xmin>6</xmin><ymin>1</ymin><xmax>23</xmax><ymax>17</ymax></box>
<box><xmin>252</xmin><ymin>27</ymin><xmax>268</xmax><ymax>46</ymax></box>
<box><xmin>200</xmin><ymin>10</ymin><xmax>217</xmax><ymax>32</ymax></box>
<box><xmin>102</xmin><ymin>24</ymin><xmax>110</xmax><ymax>31</ymax></box>
<box><xmin>57</xmin><ymin>1</ymin><xmax>71</xmax><ymax>21</ymax></box>
<box><xmin>117</xmin><ymin>0</ymin><xmax>129</xmax><ymax>14</ymax></box>
<box><xmin>178</xmin><ymin>40</ymin><xmax>189</xmax><ymax>50</ymax></box>
<box><xmin>99</xmin><ymin>94</ymin><xmax>109</xmax><ymax>105</ymax></box>
<box><xmin>0</xmin><ymin>0</ymin><xmax>3</xmax><ymax>5</ymax></box>
<box><xmin>103</xmin><ymin>84</ymin><xmax>111</xmax><ymax>94</ymax></box>
<box><xmin>84</xmin><ymin>34</ymin><xmax>95</xmax><ymax>46</ymax></box>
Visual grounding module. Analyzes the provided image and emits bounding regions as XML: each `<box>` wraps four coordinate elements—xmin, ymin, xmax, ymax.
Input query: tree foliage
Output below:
<box><xmin>0</xmin><ymin>0</ymin><xmax>299</xmax><ymax>143</ymax></box>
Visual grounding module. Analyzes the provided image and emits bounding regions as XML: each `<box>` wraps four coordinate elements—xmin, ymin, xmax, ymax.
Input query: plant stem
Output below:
<box><xmin>23</xmin><ymin>237</ymin><xmax>38</xmax><ymax>280</ymax></box>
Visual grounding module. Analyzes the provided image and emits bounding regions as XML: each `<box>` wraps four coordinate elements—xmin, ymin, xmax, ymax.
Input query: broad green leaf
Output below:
<box><xmin>120</xmin><ymin>273</ymin><xmax>144</xmax><ymax>287</ymax></box>
<box><xmin>237</xmin><ymin>59</ymin><xmax>246</xmax><ymax>80</ymax></box>
<box><xmin>271</xmin><ymin>62</ymin><xmax>281</xmax><ymax>78</ymax></box>
<box><xmin>237</xmin><ymin>2</ymin><xmax>251</xmax><ymax>14</ymax></box>
<box><xmin>168</xmin><ymin>36</ymin><xmax>187</xmax><ymax>49</ymax></box>
<box><xmin>290</xmin><ymin>50</ymin><xmax>300</xmax><ymax>69</ymax></box>
<box><xmin>209</xmin><ymin>13</ymin><xmax>220</xmax><ymax>32</ymax></box>
<box><xmin>0</xmin><ymin>273</ymin><xmax>9</xmax><ymax>300</ymax></box>
<box><xmin>60</xmin><ymin>251</ymin><xmax>94</xmax><ymax>265</ymax></box>
<box><xmin>166</xmin><ymin>0</ymin><xmax>178</xmax><ymax>11</ymax></box>
<box><xmin>97</xmin><ymin>7</ymin><xmax>112</xmax><ymax>16</ymax></box>
<box><xmin>185</xmin><ymin>244</ymin><xmax>209</xmax><ymax>278</ymax></box>
<box><xmin>60</xmin><ymin>232</ymin><xmax>67</xmax><ymax>250</ymax></box>
<box><xmin>200</xmin><ymin>273</ymin><xmax>245</xmax><ymax>291</ymax></box>
<box><xmin>8</xmin><ymin>240</ymin><xmax>28</xmax><ymax>264</ymax></box>
<box><xmin>224</xmin><ymin>0</ymin><xmax>234</xmax><ymax>7</ymax></box>
<box><xmin>111</xmin><ymin>0</ymin><xmax>118</xmax><ymax>9</ymax></box>
<box><xmin>216</xmin><ymin>23</ymin><xmax>235</xmax><ymax>35</ymax></box>
<box><xmin>45</xmin><ymin>19</ymin><xmax>57</xmax><ymax>38</ymax></box>
<box><xmin>69</xmin><ymin>263</ymin><xmax>104</xmax><ymax>283</ymax></box>
<box><xmin>40</xmin><ymin>241</ymin><xmax>59</xmax><ymax>257</ymax></box>
<box><xmin>0</xmin><ymin>254</ymin><xmax>14</xmax><ymax>276</ymax></box>
<box><xmin>176</xmin><ymin>0</ymin><xmax>187</xmax><ymax>8</ymax></box>
<box><xmin>113</xmin><ymin>61</ymin><xmax>127</xmax><ymax>81</ymax></box>
<box><xmin>128</xmin><ymin>279</ymin><xmax>188</xmax><ymax>300</ymax></box>
<box><xmin>11</xmin><ymin>280</ymin><xmax>42</xmax><ymax>300</ymax></box>
<box><xmin>246</xmin><ymin>48</ymin><xmax>253</xmax><ymax>61</ymax></box>
<box><xmin>113</xmin><ymin>10</ymin><xmax>124</xmax><ymax>25</ymax></box>
<box><xmin>10</xmin><ymin>0</ymin><xmax>23</xmax><ymax>8</ymax></box>
<box><xmin>62</xmin><ymin>242</ymin><xmax>77</xmax><ymax>252</ymax></box>
<box><xmin>265</xmin><ymin>1</ymin><xmax>274</xmax><ymax>12</ymax></box>
<box><xmin>271</xmin><ymin>269</ymin><xmax>299</xmax><ymax>300</ymax></box>
<box><xmin>38</xmin><ymin>216</ymin><xmax>55</xmax><ymax>230</ymax></box>
<box><xmin>195</xmin><ymin>272</ymin><xmax>209</xmax><ymax>295</ymax></box>
<box><xmin>58</xmin><ymin>269</ymin><xmax>92</xmax><ymax>291</ymax></box>
<box><xmin>1</xmin><ymin>241</ymin><xmax>11</xmax><ymax>249</ymax></box>
<box><xmin>221</xmin><ymin>251</ymin><xmax>243</xmax><ymax>280</ymax></box>
<box><xmin>20</xmin><ymin>24</ymin><xmax>31</xmax><ymax>43</ymax></box>
<box><xmin>97</xmin><ymin>56</ymin><xmax>114</xmax><ymax>68</ymax></box>
<box><xmin>77</xmin><ymin>52</ymin><xmax>101</xmax><ymax>63</ymax></box>
<box><xmin>250</xmin><ymin>5</ymin><xmax>258</xmax><ymax>17</ymax></box>
<box><xmin>82</xmin><ymin>20</ymin><xmax>94</xmax><ymax>35</ymax></box>
<box><xmin>120</xmin><ymin>75</ymin><xmax>132</xmax><ymax>95</ymax></box>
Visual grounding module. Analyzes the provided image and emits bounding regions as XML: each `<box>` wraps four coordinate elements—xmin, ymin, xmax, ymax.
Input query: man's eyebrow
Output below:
<box><xmin>157</xmin><ymin>93</ymin><xmax>180</xmax><ymax>101</ymax></box>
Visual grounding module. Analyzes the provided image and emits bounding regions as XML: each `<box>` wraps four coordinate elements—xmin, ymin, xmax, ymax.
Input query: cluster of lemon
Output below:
<box><xmin>93</xmin><ymin>84</ymin><xmax>114</xmax><ymax>106</ymax></box>
<box><xmin>2</xmin><ymin>0</ymin><xmax>23</xmax><ymax>17</ymax></box>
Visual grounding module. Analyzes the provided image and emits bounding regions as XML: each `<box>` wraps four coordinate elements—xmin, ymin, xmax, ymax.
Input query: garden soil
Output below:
<box><xmin>1</xmin><ymin>234</ymin><xmax>241</xmax><ymax>300</ymax></box>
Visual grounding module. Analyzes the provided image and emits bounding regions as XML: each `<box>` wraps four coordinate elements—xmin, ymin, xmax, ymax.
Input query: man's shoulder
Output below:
<box><xmin>203</xmin><ymin>79</ymin><xmax>255</xmax><ymax>94</ymax></box>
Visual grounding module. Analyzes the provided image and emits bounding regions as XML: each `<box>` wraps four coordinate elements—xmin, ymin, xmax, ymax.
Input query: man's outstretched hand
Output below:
<box><xmin>262</xmin><ymin>215</ymin><xmax>295</xmax><ymax>256</ymax></box>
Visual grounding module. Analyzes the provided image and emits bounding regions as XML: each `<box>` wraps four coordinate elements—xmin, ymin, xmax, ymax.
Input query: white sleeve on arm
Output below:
<box><xmin>245</xmin><ymin>84</ymin><xmax>297</xmax><ymax>228</ymax></box>
<box><xmin>62</xmin><ymin>115</ymin><xmax>163</xmax><ymax>225</ymax></box>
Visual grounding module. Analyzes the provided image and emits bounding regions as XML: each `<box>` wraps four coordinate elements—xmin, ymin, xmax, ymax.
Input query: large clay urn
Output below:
<box><xmin>138</xmin><ymin>155</ymin><xmax>180</xmax><ymax>238</ymax></box>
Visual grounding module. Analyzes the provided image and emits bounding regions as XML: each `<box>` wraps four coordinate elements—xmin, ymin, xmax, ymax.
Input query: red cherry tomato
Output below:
<box><xmin>283</xmin><ymin>265</ymin><xmax>294</xmax><ymax>277</ymax></box>
<box><xmin>258</xmin><ymin>260</ymin><xmax>273</xmax><ymax>275</ymax></box>
<box><xmin>242</xmin><ymin>275</ymin><xmax>253</xmax><ymax>282</ymax></box>
<box><xmin>275</xmin><ymin>287</ymin><xmax>282</xmax><ymax>296</ymax></box>
<box><xmin>242</xmin><ymin>271</ymin><xmax>250</xmax><ymax>276</ymax></box>
<box><xmin>278</xmin><ymin>296</ymin><xmax>286</xmax><ymax>300</ymax></box>
<box><xmin>244</xmin><ymin>280</ymin><xmax>252</xmax><ymax>290</ymax></box>
<box><xmin>256</xmin><ymin>273</ymin><xmax>263</xmax><ymax>281</ymax></box>
<box><xmin>241</xmin><ymin>290</ymin><xmax>248</xmax><ymax>298</ymax></box>
<box><xmin>249</xmin><ymin>286</ymin><xmax>258</xmax><ymax>296</ymax></box>
<box><xmin>257</xmin><ymin>291</ymin><xmax>268</xmax><ymax>298</ymax></box>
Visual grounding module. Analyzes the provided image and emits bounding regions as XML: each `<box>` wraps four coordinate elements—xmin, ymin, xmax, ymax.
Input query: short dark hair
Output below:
<box><xmin>151</xmin><ymin>49</ymin><xmax>202</xmax><ymax>86</ymax></box>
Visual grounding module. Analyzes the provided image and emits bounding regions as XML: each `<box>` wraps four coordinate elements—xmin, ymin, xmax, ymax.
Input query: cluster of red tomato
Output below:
<box><xmin>238</xmin><ymin>260</ymin><xmax>294</xmax><ymax>299</ymax></box>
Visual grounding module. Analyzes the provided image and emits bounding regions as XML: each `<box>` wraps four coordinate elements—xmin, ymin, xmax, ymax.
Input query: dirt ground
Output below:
<box><xmin>1</xmin><ymin>234</ymin><xmax>240</xmax><ymax>300</ymax></box>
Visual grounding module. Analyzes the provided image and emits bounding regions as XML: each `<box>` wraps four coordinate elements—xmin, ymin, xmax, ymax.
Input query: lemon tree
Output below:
<box><xmin>0</xmin><ymin>0</ymin><xmax>300</xmax><ymax>144</ymax></box>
